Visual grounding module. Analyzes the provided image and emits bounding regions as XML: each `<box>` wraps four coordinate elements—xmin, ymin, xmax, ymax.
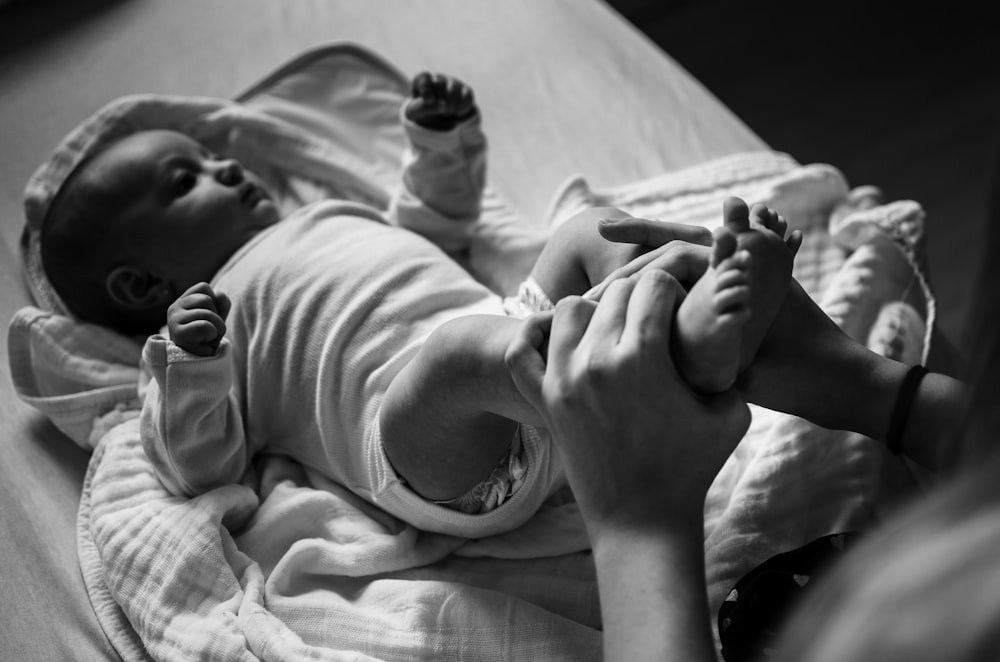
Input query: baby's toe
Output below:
<box><xmin>713</xmin><ymin>284</ymin><xmax>751</xmax><ymax>315</ymax></box>
<box><xmin>715</xmin><ymin>265</ymin><xmax>750</xmax><ymax>292</ymax></box>
<box><xmin>720</xmin><ymin>249</ymin><xmax>752</xmax><ymax>271</ymax></box>
<box><xmin>711</xmin><ymin>225</ymin><xmax>739</xmax><ymax>268</ymax></box>
<box><xmin>752</xmin><ymin>205</ymin><xmax>780</xmax><ymax>232</ymax></box>
<box><xmin>749</xmin><ymin>203</ymin><xmax>771</xmax><ymax>227</ymax></box>
<box><xmin>723</xmin><ymin>197</ymin><xmax>751</xmax><ymax>233</ymax></box>
<box><xmin>774</xmin><ymin>214</ymin><xmax>789</xmax><ymax>238</ymax></box>
<box><xmin>785</xmin><ymin>229</ymin><xmax>804</xmax><ymax>255</ymax></box>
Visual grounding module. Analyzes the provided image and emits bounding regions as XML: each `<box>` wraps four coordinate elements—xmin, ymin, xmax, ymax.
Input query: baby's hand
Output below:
<box><xmin>167</xmin><ymin>282</ymin><xmax>232</xmax><ymax>357</ymax></box>
<box><xmin>404</xmin><ymin>71</ymin><xmax>477</xmax><ymax>131</ymax></box>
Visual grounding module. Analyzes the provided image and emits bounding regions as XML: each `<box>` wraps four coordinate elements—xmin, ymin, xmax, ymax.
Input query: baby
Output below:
<box><xmin>39</xmin><ymin>72</ymin><xmax>800</xmax><ymax>537</ymax></box>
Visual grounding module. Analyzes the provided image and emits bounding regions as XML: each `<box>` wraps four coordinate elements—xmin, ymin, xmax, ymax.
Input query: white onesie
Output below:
<box><xmin>140</xmin><ymin>114</ymin><xmax>564</xmax><ymax>538</ymax></box>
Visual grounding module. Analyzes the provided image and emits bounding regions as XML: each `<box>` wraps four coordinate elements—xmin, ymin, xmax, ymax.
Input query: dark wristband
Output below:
<box><xmin>886</xmin><ymin>364</ymin><xmax>929</xmax><ymax>455</ymax></box>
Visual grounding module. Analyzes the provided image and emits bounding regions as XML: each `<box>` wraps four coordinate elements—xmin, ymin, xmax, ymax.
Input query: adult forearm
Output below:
<box><xmin>784</xmin><ymin>341</ymin><xmax>967</xmax><ymax>471</ymax></box>
<box><xmin>898</xmin><ymin>372</ymin><xmax>967</xmax><ymax>472</ymax></box>
<box><xmin>744</xmin><ymin>328</ymin><xmax>966</xmax><ymax>473</ymax></box>
<box><xmin>592</xmin><ymin>523</ymin><xmax>718</xmax><ymax>662</ymax></box>
<box><xmin>736</xmin><ymin>279</ymin><xmax>967</xmax><ymax>472</ymax></box>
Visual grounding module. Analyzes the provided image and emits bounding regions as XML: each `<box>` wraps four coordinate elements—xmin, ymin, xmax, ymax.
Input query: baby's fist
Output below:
<box><xmin>404</xmin><ymin>71</ymin><xmax>477</xmax><ymax>131</ymax></box>
<box><xmin>167</xmin><ymin>282</ymin><xmax>231</xmax><ymax>357</ymax></box>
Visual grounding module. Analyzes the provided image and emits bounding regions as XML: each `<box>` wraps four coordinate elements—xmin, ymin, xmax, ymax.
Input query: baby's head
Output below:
<box><xmin>41</xmin><ymin>129</ymin><xmax>280</xmax><ymax>335</ymax></box>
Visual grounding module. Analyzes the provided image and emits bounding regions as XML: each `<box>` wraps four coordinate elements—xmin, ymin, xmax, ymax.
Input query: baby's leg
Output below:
<box><xmin>673</xmin><ymin>198</ymin><xmax>801</xmax><ymax>393</ymax></box>
<box><xmin>380</xmin><ymin>314</ymin><xmax>543</xmax><ymax>503</ymax></box>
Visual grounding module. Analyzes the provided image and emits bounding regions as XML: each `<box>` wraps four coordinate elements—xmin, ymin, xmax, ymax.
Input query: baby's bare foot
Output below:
<box><xmin>736</xmin><ymin>198</ymin><xmax>802</xmax><ymax>369</ymax></box>
<box><xmin>673</xmin><ymin>197</ymin><xmax>801</xmax><ymax>393</ymax></box>
<box><xmin>672</xmin><ymin>223</ymin><xmax>751</xmax><ymax>393</ymax></box>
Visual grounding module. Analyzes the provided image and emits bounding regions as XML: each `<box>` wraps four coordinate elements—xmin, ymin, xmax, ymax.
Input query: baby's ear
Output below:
<box><xmin>106</xmin><ymin>266</ymin><xmax>172</xmax><ymax>309</ymax></box>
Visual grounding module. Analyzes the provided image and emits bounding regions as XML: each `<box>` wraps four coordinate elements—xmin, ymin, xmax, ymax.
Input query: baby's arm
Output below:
<box><xmin>139</xmin><ymin>282</ymin><xmax>249</xmax><ymax>497</ymax></box>
<box><xmin>388</xmin><ymin>72</ymin><xmax>486</xmax><ymax>255</ymax></box>
<box><xmin>379</xmin><ymin>314</ymin><xmax>541</xmax><ymax>502</ymax></box>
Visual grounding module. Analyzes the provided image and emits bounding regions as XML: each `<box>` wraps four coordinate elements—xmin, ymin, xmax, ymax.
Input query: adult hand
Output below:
<box><xmin>597</xmin><ymin>213</ymin><xmax>958</xmax><ymax>471</ymax></box>
<box><xmin>597</xmin><ymin>214</ymin><xmax>712</xmax><ymax>250</ymax></box>
<box><xmin>596</xmin><ymin>214</ymin><xmax>845</xmax><ymax>420</ymax></box>
<box><xmin>529</xmin><ymin>207</ymin><xmax>713</xmax><ymax>303</ymax></box>
<box><xmin>584</xmin><ymin>216</ymin><xmax>713</xmax><ymax>300</ymax></box>
<box><xmin>506</xmin><ymin>270</ymin><xmax>751</xmax><ymax>539</ymax></box>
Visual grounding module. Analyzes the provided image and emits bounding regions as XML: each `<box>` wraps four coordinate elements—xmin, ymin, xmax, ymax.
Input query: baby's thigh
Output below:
<box><xmin>533</xmin><ymin>206</ymin><xmax>638</xmax><ymax>300</ymax></box>
<box><xmin>567</xmin><ymin>206</ymin><xmax>647</xmax><ymax>281</ymax></box>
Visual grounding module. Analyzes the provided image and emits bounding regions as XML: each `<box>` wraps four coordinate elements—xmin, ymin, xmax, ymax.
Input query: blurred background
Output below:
<box><xmin>606</xmin><ymin>0</ymin><xmax>1000</xmax><ymax>354</ymax></box>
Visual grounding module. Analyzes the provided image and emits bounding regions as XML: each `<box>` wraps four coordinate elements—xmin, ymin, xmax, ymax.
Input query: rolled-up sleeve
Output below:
<box><xmin>388</xmin><ymin>110</ymin><xmax>487</xmax><ymax>255</ymax></box>
<box><xmin>140</xmin><ymin>335</ymin><xmax>249</xmax><ymax>497</ymax></box>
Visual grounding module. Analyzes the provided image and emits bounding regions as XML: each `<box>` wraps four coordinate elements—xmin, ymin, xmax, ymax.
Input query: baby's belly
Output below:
<box><xmin>225</xmin><ymin>207</ymin><xmax>508</xmax><ymax>486</ymax></box>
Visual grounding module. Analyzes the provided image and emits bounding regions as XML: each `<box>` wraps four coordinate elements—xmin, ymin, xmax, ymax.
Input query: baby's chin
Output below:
<box><xmin>245</xmin><ymin>184</ymin><xmax>281</xmax><ymax>228</ymax></box>
<box><xmin>255</xmin><ymin>199</ymin><xmax>281</xmax><ymax>228</ymax></box>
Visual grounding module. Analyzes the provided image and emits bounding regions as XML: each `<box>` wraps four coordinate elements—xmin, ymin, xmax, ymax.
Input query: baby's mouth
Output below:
<box><xmin>239</xmin><ymin>182</ymin><xmax>267</xmax><ymax>208</ymax></box>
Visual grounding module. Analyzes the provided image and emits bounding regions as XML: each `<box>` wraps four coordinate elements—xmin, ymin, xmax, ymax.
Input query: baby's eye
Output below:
<box><xmin>172</xmin><ymin>170</ymin><xmax>198</xmax><ymax>197</ymax></box>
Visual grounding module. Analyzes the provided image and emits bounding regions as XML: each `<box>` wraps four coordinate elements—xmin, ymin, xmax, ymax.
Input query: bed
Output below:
<box><xmin>0</xmin><ymin>2</ymin><xmax>937</xmax><ymax>661</ymax></box>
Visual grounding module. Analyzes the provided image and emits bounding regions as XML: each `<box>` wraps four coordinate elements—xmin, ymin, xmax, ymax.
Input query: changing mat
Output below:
<box><xmin>7</xmin><ymin>44</ymin><xmax>935</xmax><ymax>661</ymax></box>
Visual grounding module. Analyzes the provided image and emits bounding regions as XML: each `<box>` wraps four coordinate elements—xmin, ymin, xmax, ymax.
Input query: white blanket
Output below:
<box><xmin>7</xmin><ymin>44</ymin><xmax>936</xmax><ymax>661</ymax></box>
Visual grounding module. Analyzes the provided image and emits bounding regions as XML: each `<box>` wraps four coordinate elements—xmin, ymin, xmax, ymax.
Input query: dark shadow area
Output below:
<box><xmin>606</xmin><ymin>0</ymin><xmax>1000</xmax><ymax>349</ymax></box>
<box><xmin>0</xmin><ymin>0</ymin><xmax>132</xmax><ymax>59</ymax></box>
<box><xmin>26</xmin><ymin>412</ymin><xmax>92</xmax><ymax>476</ymax></box>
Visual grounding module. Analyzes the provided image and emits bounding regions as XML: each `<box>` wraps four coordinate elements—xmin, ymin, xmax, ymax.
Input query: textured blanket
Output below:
<box><xmin>7</xmin><ymin>44</ymin><xmax>935</xmax><ymax>661</ymax></box>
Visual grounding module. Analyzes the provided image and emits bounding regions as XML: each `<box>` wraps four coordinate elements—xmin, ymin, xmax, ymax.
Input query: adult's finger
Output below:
<box><xmin>505</xmin><ymin>312</ymin><xmax>553</xmax><ymax>418</ymax></box>
<box><xmin>585</xmin><ymin>240</ymin><xmax>712</xmax><ymax>301</ymax></box>
<box><xmin>598</xmin><ymin>217</ymin><xmax>712</xmax><ymax>248</ymax></box>
<box><xmin>580</xmin><ymin>277</ymin><xmax>635</xmax><ymax>351</ymax></box>
<box><xmin>621</xmin><ymin>270</ymin><xmax>683</xmax><ymax>358</ymax></box>
<box><xmin>548</xmin><ymin>296</ymin><xmax>596</xmax><ymax>370</ymax></box>
<box><xmin>634</xmin><ymin>241</ymin><xmax>711</xmax><ymax>287</ymax></box>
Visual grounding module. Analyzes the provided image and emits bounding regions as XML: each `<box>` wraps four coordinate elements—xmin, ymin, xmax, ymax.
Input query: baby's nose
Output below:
<box><xmin>215</xmin><ymin>159</ymin><xmax>244</xmax><ymax>186</ymax></box>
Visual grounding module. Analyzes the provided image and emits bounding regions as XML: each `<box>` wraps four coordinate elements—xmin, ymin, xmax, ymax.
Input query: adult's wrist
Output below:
<box><xmin>591</xmin><ymin>515</ymin><xmax>717</xmax><ymax>662</ymax></box>
<box><xmin>842</xmin><ymin>350</ymin><xmax>911</xmax><ymax>442</ymax></box>
<box><xmin>587</xmin><ymin>504</ymin><xmax>705</xmax><ymax>553</ymax></box>
<box><xmin>835</xmin><ymin>353</ymin><xmax>965</xmax><ymax>472</ymax></box>
<box><xmin>897</xmin><ymin>372</ymin><xmax>966</xmax><ymax>472</ymax></box>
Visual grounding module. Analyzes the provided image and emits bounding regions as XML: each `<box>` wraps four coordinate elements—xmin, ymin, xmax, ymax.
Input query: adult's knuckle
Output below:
<box><xmin>555</xmin><ymin>295</ymin><xmax>580</xmax><ymax>310</ymax></box>
<box><xmin>557</xmin><ymin>296</ymin><xmax>588</xmax><ymax>316</ymax></box>
<box><xmin>604</xmin><ymin>278</ymin><xmax>631</xmax><ymax>295</ymax></box>
<box><xmin>581</xmin><ymin>354</ymin><xmax>615</xmax><ymax>384</ymax></box>
<box><xmin>547</xmin><ymin>380</ymin><xmax>579</xmax><ymax>411</ymax></box>
<box><xmin>503</xmin><ymin>343</ymin><xmax>523</xmax><ymax>370</ymax></box>
<box><xmin>643</xmin><ymin>269</ymin><xmax>673</xmax><ymax>286</ymax></box>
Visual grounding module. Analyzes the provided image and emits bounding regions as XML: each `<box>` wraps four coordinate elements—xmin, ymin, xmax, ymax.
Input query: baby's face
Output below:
<box><xmin>92</xmin><ymin>129</ymin><xmax>280</xmax><ymax>291</ymax></box>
